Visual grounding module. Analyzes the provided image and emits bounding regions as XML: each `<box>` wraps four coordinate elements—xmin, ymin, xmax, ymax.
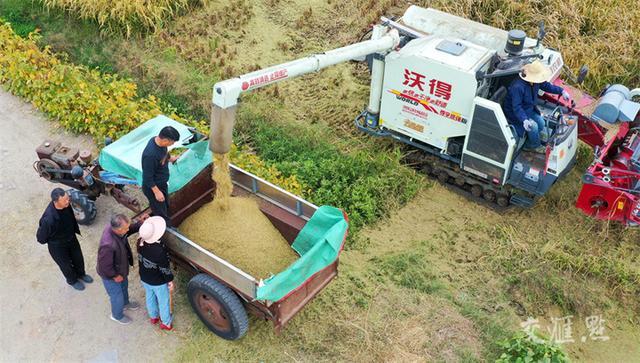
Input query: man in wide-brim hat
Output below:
<box><xmin>503</xmin><ymin>60</ymin><xmax>571</xmax><ymax>153</ymax></box>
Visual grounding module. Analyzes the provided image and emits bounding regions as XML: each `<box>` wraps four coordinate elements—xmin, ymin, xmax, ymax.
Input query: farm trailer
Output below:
<box><xmin>35</xmin><ymin>116</ymin><xmax>349</xmax><ymax>340</ymax></box>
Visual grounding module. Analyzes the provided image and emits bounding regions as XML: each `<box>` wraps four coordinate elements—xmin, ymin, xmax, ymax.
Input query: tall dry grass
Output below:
<box><xmin>42</xmin><ymin>0</ymin><xmax>209</xmax><ymax>36</ymax></box>
<box><xmin>373</xmin><ymin>0</ymin><xmax>639</xmax><ymax>96</ymax></box>
<box><xmin>328</xmin><ymin>0</ymin><xmax>638</xmax><ymax>95</ymax></box>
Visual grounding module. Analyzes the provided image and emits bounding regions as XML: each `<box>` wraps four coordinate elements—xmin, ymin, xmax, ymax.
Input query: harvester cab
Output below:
<box><xmin>356</xmin><ymin>7</ymin><xmax>579</xmax><ymax>207</ymax></box>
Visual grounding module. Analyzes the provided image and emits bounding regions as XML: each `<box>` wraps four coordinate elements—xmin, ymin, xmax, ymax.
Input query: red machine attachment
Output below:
<box><xmin>544</xmin><ymin>80</ymin><xmax>639</xmax><ymax>226</ymax></box>
<box><xmin>576</xmin><ymin>122</ymin><xmax>640</xmax><ymax>226</ymax></box>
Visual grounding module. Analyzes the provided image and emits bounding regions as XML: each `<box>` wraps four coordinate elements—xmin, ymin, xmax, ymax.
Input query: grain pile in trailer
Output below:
<box><xmin>179</xmin><ymin>197</ymin><xmax>298</xmax><ymax>278</ymax></box>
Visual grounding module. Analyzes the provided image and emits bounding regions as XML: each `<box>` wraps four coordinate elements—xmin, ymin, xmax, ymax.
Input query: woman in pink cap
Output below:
<box><xmin>137</xmin><ymin>216</ymin><xmax>175</xmax><ymax>331</ymax></box>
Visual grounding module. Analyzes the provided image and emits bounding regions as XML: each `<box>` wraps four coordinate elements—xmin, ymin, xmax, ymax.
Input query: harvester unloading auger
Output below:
<box><xmin>209</xmin><ymin>6</ymin><xmax>640</xmax><ymax>227</ymax></box>
<box><xmin>208</xmin><ymin>25</ymin><xmax>401</xmax><ymax>153</ymax></box>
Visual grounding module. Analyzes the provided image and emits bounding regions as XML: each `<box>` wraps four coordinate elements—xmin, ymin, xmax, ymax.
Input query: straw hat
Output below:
<box><xmin>139</xmin><ymin>216</ymin><xmax>166</xmax><ymax>244</ymax></box>
<box><xmin>520</xmin><ymin>60</ymin><xmax>552</xmax><ymax>83</ymax></box>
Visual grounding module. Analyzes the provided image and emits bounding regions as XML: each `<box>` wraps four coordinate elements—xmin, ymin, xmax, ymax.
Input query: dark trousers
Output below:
<box><xmin>48</xmin><ymin>238</ymin><xmax>85</xmax><ymax>285</ymax></box>
<box><xmin>142</xmin><ymin>184</ymin><xmax>170</xmax><ymax>224</ymax></box>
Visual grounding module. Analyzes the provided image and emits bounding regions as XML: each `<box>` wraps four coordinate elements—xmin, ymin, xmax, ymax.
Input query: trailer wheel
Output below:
<box><xmin>187</xmin><ymin>273</ymin><xmax>249</xmax><ymax>340</ymax></box>
<box><xmin>69</xmin><ymin>189</ymin><xmax>96</xmax><ymax>225</ymax></box>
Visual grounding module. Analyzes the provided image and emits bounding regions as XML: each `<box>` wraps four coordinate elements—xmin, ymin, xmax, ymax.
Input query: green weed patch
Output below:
<box><xmin>370</xmin><ymin>251</ymin><xmax>444</xmax><ymax>294</ymax></box>
<box><xmin>236</xmin><ymin>116</ymin><xmax>421</xmax><ymax>236</ymax></box>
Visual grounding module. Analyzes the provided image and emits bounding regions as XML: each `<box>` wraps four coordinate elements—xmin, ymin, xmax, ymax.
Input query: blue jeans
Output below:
<box><xmin>142</xmin><ymin>281</ymin><xmax>172</xmax><ymax>326</ymax></box>
<box><xmin>524</xmin><ymin>111</ymin><xmax>546</xmax><ymax>149</ymax></box>
<box><xmin>102</xmin><ymin>277</ymin><xmax>129</xmax><ymax>320</ymax></box>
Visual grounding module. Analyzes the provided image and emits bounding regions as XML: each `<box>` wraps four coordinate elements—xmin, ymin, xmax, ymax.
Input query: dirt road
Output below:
<box><xmin>0</xmin><ymin>89</ymin><xmax>181</xmax><ymax>362</ymax></box>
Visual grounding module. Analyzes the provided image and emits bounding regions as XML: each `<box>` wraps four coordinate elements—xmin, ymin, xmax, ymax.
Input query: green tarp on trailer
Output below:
<box><xmin>98</xmin><ymin>115</ymin><xmax>212</xmax><ymax>194</ymax></box>
<box><xmin>257</xmin><ymin>205</ymin><xmax>348</xmax><ymax>302</ymax></box>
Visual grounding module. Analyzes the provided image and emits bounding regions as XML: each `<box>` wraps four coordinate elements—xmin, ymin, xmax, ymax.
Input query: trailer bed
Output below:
<box><xmin>161</xmin><ymin>162</ymin><xmax>346</xmax><ymax>331</ymax></box>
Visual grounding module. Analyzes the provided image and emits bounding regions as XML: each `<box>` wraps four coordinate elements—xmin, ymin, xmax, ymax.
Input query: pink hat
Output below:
<box><xmin>139</xmin><ymin>216</ymin><xmax>166</xmax><ymax>245</ymax></box>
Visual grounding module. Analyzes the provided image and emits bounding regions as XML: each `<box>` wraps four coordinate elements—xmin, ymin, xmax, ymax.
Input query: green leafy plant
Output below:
<box><xmin>496</xmin><ymin>332</ymin><xmax>570</xmax><ymax>363</ymax></box>
<box><xmin>237</xmin><ymin>116</ymin><xmax>421</xmax><ymax>235</ymax></box>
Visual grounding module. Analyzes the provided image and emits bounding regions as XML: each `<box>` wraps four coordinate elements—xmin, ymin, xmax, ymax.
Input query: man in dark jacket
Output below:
<box><xmin>37</xmin><ymin>188</ymin><xmax>93</xmax><ymax>291</ymax></box>
<box><xmin>503</xmin><ymin>60</ymin><xmax>570</xmax><ymax>153</ymax></box>
<box><xmin>141</xmin><ymin>126</ymin><xmax>180</xmax><ymax>224</ymax></box>
<box><xmin>97</xmin><ymin>213</ymin><xmax>146</xmax><ymax>325</ymax></box>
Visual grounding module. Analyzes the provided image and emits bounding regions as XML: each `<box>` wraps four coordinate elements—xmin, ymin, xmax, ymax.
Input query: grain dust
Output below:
<box><xmin>212</xmin><ymin>152</ymin><xmax>233</xmax><ymax>210</ymax></box>
<box><xmin>179</xmin><ymin>197</ymin><xmax>299</xmax><ymax>278</ymax></box>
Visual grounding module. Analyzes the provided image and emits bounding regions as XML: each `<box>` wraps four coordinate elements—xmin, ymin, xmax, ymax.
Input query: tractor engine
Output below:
<box><xmin>35</xmin><ymin>140</ymin><xmax>96</xmax><ymax>189</ymax></box>
<box><xmin>34</xmin><ymin>140</ymin><xmax>99</xmax><ymax>224</ymax></box>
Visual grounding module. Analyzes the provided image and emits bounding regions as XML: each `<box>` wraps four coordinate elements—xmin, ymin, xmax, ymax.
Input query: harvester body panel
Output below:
<box><xmin>379</xmin><ymin>36</ymin><xmax>492</xmax><ymax>151</ymax></box>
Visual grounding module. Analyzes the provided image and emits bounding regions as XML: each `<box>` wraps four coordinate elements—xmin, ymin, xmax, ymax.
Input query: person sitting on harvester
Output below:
<box><xmin>503</xmin><ymin>60</ymin><xmax>570</xmax><ymax>154</ymax></box>
<box><xmin>141</xmin><ymin>126</ymin><xmax>180</xmax><ymax>224</ymax></box>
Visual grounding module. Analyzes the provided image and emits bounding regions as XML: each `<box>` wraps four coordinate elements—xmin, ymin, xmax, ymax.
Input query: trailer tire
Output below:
<box><xmin>69</xmin><ymin>189</ymin><xmax>96</xmax><ymax>225</ymax></box>
<box><xmin>187</xmin><ymin>273</ymin><xmax>249</xmax><ymax>340</ymax></box>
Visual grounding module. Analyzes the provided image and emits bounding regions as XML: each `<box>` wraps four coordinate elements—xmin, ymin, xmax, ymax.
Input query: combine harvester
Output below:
<box><xmin>208</xmin><ymin>5</ymin><xmax>640</xmax><ymax>226</ymax></box>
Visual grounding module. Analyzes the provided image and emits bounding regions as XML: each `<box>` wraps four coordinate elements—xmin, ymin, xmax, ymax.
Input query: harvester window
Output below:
<box><xmin>466</xmin><ymin>105</ymin><xmax>509</xmax><ymax>163</ymax></box>
<box><xmin>435</xmin><ymin>40</ymin><xmax>467</xmax><ymax>56</ymax></box>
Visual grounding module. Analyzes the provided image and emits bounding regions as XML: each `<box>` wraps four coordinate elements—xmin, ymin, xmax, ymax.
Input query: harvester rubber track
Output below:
<box><xmin>402</xmin><ymin>148</ymin><xmax>515</xmax><ymax>213</ymax></box>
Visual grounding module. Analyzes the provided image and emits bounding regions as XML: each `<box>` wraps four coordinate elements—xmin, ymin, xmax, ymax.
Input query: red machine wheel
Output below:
<box><xmin>187</xmin><ymin>274</ymin><xmax>249</xmax><ymax>340</ymax></box>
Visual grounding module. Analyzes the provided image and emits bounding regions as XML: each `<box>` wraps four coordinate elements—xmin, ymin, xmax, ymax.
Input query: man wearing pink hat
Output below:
<box><xmin>138</xmin><ymin>216</ymin><xmax>174</xmax><ymax>331</ymax></box>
